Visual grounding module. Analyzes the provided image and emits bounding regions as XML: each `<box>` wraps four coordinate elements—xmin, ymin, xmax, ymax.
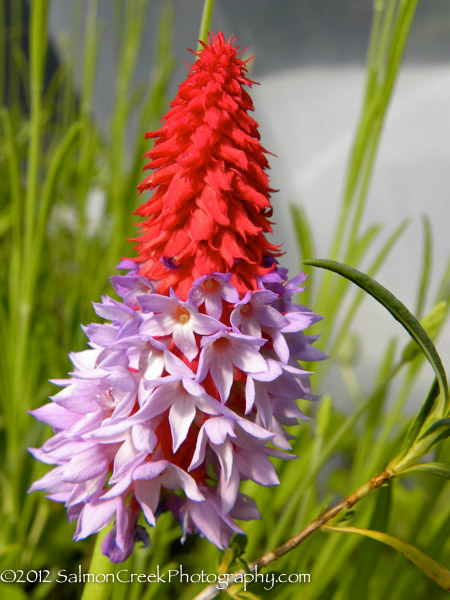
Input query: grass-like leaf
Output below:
<box><xmin>322</xmin><ymin>524</ymin><xmax>450</xmax><ymax>591</ymax></box>
<box><xmin>399</xmin><ymin>379</ymin><xmax>440</xmax><ymax>458</ymax></box>
<box><xmin>415</xmin><ymin>215</ymin><xmax>432</xmax><ymax>318</ymax></box>
<box><xmin>304</xmin><ymin>259</ymin><xmax>448</xmax><ymax>409</ymax></box>
<box><xmin>401</xmin><ymin>462</ymin><xmax>450</xmax><ymax>480</ymax></box>
<box><xmin>419</xmin><ymin>418</ymin><xmax>450</xmax><ymax>440</ymax></box>
<box><xmin>290</xmin><ymin>204</ymin><xmax>315</xmax><ymax>305</ymax></box>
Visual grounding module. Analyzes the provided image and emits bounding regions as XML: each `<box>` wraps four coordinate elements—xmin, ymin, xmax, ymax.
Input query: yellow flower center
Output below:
<box><xmin>176</xmin><ymin>306</ymin><xmax>190</xmax><ymax>324</ymax></box>
<box><xmin>203</xmin><ymin>278</ymin><xmax>219</xmax><ymax>291</ymax></box>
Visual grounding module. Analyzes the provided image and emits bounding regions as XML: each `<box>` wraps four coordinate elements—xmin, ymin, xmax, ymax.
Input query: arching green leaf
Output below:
<box><xmin>322</xmin><ymin>524</ymin><xmax>450</xmax><ymax>591</ymax></box>
<box><xmin>304</xmin><ymin>259</ymin><xmax>448</xmax><ymax>410</ymax></box>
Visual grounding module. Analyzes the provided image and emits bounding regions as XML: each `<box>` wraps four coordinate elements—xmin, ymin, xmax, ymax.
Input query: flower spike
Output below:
<box><xmin>133</xmin><ymin>32</ymin><xmax>281</xmax><ymax>299</ymax></box>
<box><xmin>29</xmin><ymin>32</ymin><xmax>326</xmax><ymax>563</ymax></box>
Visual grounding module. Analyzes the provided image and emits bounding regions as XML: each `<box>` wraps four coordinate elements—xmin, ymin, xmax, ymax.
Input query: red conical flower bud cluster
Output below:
<box><xmin>133</xmin><ymin>32</ymin><xmax>281</xmax><ymax>299</ymax></box>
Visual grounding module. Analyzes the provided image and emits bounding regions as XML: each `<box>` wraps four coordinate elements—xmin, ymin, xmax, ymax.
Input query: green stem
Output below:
<box><xmin>268</xmin><ymin>360</ymin><xmax>404</xmax><ymax>549</ymax></box>
<box><xmin>194</xmin><ymin>469</ymin><xmax>396</xmax><ymax>600</ymax></box>
<box><xmin>197</xmin><ymin>0</ymin><xmax>215</xmax><ymax>51</ymax></box>
<box><xmin>7</xmin><ymin>0</ymin><xmax>48</xmax><ymax>534</ymax></box>
<box><xmin>24</xmin><ymin>0</ymin><xmax>48</xmax><ymax>276</ymax></box>
<box><xmin>0</xmin><ymin>0</ymin><xmax>5</xmax><ymax>106</ymax></box>
<box><xmin>18</xmin><ymin>0</ymin><xmax>49</xmax><ymax>391</ymax></box>
<box><xmin>81</xmin><ymin>530</ymin><xmax>116</xmax><ymax>600</ymax></box>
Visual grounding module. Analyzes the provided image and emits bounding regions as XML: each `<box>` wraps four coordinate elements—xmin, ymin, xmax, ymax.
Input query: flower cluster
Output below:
<box><xmin>133</xmin><ymin>32</ymin><xmax>280</xmax><ymax>298</ymax></box>
<box><xmin>29</xmin><ymin>261</ymin><xmax>325</xmax><ymax>561</ymax></box>
<box><xmin>29</xmin><ymin>32</ymin><xmax>326</xmax><ymax>563</ymax></box>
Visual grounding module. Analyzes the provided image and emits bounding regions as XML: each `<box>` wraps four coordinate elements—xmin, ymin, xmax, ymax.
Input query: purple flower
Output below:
<box><xmin>132</xmin><ymin>460</ymin><xmax>204</xmax><ymax>526</ymax></box>
<box><xmin>102</xmin><ymin>521</ymin><xmax>150</xmax><ymax>564</ymax></box>
<box><xmin>132</xmin><ymin>376</ymin><xmax>215</xmax><ymax>453</ymax></box>
<box><xmin>110</xmin><ymin>260</ymin><xmax>154</xmax><ymax>309</ymax></box>
<box><xmin>180</xmin><ymin>490</ymin><xmax>247</xmax><ymax>549</ymax></box>
<box><xmin>29</xmin><ymin>263</ymin><xmax>325</xmax><ymax>562</ymax></box>
<box><xmin>196</xmin><ymin>330</ymin><xmax>273</xmax><ymax>403</ymax></box>
<box><xmin>188</xmin><ymin>273</ymin><xmax>240</xmax><ymax>319</ymax></box>
<box><xmin>188</xmin><ymin>415</ymin><xmax>275</xmax><ymax>513</ymax></box>
<box><xmin>231</xmin><ymin>289</ymin><xmax>289</xmax><ymax>337</ymax></box>
<box><xmin>138</xmin><ymin>290</ymin><xmax>224</xmax><ymax>361</ymax></box>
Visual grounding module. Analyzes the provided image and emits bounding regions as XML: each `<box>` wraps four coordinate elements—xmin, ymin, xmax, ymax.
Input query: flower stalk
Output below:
<box><xmin>81</xmin><ymin>527</ymin><xmax>116</xmax><ymax>600</ymax></box>
<box><xmin>197</xmin><ymin>0</ymin><xmax>216</xmax><ymax>51</ymax></box>
<box><xmin>193</xmin><ymin>468</ymin><xmax>396</xmax><ymax>600</ymax></box>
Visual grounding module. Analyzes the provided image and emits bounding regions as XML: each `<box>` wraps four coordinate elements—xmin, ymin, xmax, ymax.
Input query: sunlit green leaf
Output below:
<box><xmin>322</xmin><ymin>524</ymin><xmax>450</xmax><ymax>591</ymax></box>
<box><xmin>419</xmin><ymin>418</ymin><xmax>450</xmax><ymax>440</ymax></box>
<box><xmin>317</xmin><ymin>394</ymin><xmax>332</xmax><ymax>439</ymax></box>
<box><xmin>399</xmin><ymin>379</ymin><xmax>440</xmax><ymax>458</ymax></box>
<box><xmin>401</xmin><ymin>462</ymin><xmax>450</xmax><ymax>480</ymax></box>
<box><xmin>401</xmin><ymin>301</ymin><xmax>447</xmax><ymax>363</ymax></box>
<box><xmin>347</xmin><ymin>484</ymin><xmax>391</xmax><ymax>594</ymax></box>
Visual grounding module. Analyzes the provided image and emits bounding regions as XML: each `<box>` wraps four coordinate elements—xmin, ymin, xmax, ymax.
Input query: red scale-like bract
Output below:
<box><xmin>133</xmin><ymin>33</ymin><xmax>281</xmax><ymax>299</ymax></box>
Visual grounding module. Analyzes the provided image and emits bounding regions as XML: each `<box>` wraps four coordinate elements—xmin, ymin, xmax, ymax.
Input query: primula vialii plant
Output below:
<box><xmin>29</xmin><ymin>33</ymin><xmax>326</xmax><ymax>563</ymax></box>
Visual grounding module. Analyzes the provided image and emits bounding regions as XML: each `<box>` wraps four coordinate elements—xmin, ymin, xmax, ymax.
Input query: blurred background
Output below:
<box><xmin>1</xmin><ymin>1</ymin><xmax>449</xmax><ymax>599</ymax></box>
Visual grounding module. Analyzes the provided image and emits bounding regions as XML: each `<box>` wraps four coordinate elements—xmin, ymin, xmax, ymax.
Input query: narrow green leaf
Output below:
<box><xmin>0</xmin><ymin>212</ymin><xmax>11</xmax><ymax>237</ymax></box>
<box><xmin>401</xmin><ymin>301</ymin><xmax>447</xmax><ymax>363</ymax></box>
<box><xmin>304</xmin><ymin>259</ymin><xmax>448</xmax><ymax>408</ymax></box>
<box><xmin>31</xmin><ymin>121</ymin><xmax>82</xmax><ymax>280</ymax></box>
<box><xmin>402</xmin><ymin>462</ymin><xmax>450</xmax><ymax>480</ymax></box>
<box><xmin>419</xmin><ymin>418</ymin><xmax>450</xmax><ymax>440</ymax></box>
<box><xmin>416</xmin><ymin>215</ymin><xmax>432</xmax><ymax>318</ymax></box>
<box><xmin>325</xmin><ymin>220</ymin><xmax>408</xmax><ymax>379</ymax></box>
<box><xmin>435</xmin><ymin>258</ymin><xmax>450</xmax><ymax>304</ymax></box>
<box><xmin>0</xmin><ymin>543</ymin><xmax>19</xmax><ymax>558</ymax></box>
<box><xmin>425</xmin><ymin>430</ymin><xmax>450</xmax><ymax>452</ymax></box>
<box><xmin>290</xmin><ymin>203</ymin><xmax>315</xmax><ymax>304</ymax></box>
<box><xmin>322</xmin><ymin>524</ymin><xmax>450</xmax><ymax>591</ymax></box>
<box><xmin>316</xmin><ymin>394</ymin><xmax>332</xmax><ymax>439</ymax></box>
<box><xmin>0</xmin><ymin>583</ymin><xmax>28</xmax><ymax>600</ymax></box>
<box><xmin>347</xmin><ymin>484</ymin><xmax>391</xmax><ymax>594</ymax></box>
<box><xmin>398</xmin><ymin>378</ymin><xmax>440</xmax><ymax>458</ymax></box>
<box><xmin>351</xmin><ymin>223</ymin><xmax>382</xmax><ymax>265</ymax></box>
<box><xmin>290</xmin><ymin>204</ymin><xmax>315</xmax><ymax>263</ymax></box>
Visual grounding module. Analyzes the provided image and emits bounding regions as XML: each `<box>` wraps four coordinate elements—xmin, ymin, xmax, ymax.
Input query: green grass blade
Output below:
<box><xmin>290</xmin><ymin>203</ymin><xmax>315</xmax><ymax>305</ymax></box>
<box><xmin>401</xmin><ymin>302</ymin><xmax>448</xmax><ymax>364</ymax></box>
<box><xmin>399</xmin><ymin>379</ymin><xmax>440</xmax><ymax>458</ymax></box>
<box><xmin>81</xmin><ymin>529</ymin><xmax>116</xmax><ymax>600</ymax></box>
<box><xmin>415</xmin><ymin>215</ymin><xmax>432</xmax><ymax>319</ymax></box>
<box><xmin>347</xmin><ymin>484</ymin><xmax>392</xmax><ymax>595</ymax></box>
<box><xmin>401</xmin><ymin>462</ymin><xmax>450</xmax><ymax>480</ymax></box>
<box><xmin>418</xmin><ymin>418</ymin><xmax>450</xmax><ymax>442</ymax></box>
<box><xmin>32</xmin><ymin>121</ymin><xmax>82</xmax><ymax>278</ymax></box>
<box><xmin>322</xmin><ymin>524</ymin><xmax>450</xmax><ymax>592</ymax></box>
<box><xmin>305</xmin><ymin>258</ymin><xmax>448</xmax><ymax>408</ymax></box>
